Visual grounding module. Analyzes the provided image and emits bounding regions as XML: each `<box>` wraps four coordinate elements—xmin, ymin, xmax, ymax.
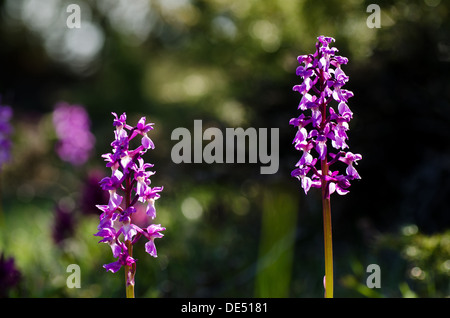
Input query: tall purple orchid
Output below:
<box><xmin>95</xmin><ymin>112</ymin><xmax>164</xmax><ymax>298</ymax></box>
<box><xmin>290</xmin><ymin>36</ymin><xmax>362</xmax><ymax>297</ymax></box>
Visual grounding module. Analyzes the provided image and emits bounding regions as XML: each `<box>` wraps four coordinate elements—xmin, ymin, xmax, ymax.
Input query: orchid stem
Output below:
<box><xmin>321</xmin><ymin>159</ymin><xmax>334</xmax><ymax>298</ymax></box>
<box><xmin>124</xmin><ymin>176</ymin><xmax>135</xmax><ymax>298</ymax></box>
<box><xmin>125</xmin><ymin>240</ymin><xmax>135</xmax><ymax>298</ymax></box>
<box><xmin>322</xmin><ymin>195</ymin><xmax>333</xmax><ymax>298</ymax></box>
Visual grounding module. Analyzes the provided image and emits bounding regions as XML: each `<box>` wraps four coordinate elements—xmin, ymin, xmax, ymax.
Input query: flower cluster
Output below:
<box><xmin>290</xmin><ymin>36</ymin><xmax>362</xmax><ymax>198</ymax></box>
<box><xmin>0</xmin><ymin>103</ymin><xmax>13</xmax><ymax>170</ymax></box>
<box><xmin>53</xmin><ymin>102</ymin><xmax>95</xmax><ymax>166</ymax></box>
<box><xmin>95</xmin><ymin>112</ymin><xmax>164</xmax><ymax>274</ymax></box>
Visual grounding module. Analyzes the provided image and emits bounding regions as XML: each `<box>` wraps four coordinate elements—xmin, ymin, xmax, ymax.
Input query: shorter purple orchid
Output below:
<box><xmin>95</xmin><ymin>113</ymin><xmax>165</xmax><ymax>290</ymax></box>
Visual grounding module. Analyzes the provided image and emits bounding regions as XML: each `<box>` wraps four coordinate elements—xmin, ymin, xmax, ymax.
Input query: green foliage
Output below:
<box><xmin>255</xmin><ymin>187</ymin><xmax>298</xmax><ymax>297</ymax></box>
<box><xmin>340</xmin><ymin>225</ymin><xmax>450</xmax><ymax>298</ymax></box>
<box><xmin>376</xmin><ymin>225</ymin><xmax>450</xmax><ymax>297</ymax></box>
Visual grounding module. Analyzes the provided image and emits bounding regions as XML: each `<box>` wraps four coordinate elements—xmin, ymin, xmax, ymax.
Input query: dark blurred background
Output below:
<box><xmin>0</xmin><ymin>0</ymin><xmax>449</xmax><ymax>297</ymax></box>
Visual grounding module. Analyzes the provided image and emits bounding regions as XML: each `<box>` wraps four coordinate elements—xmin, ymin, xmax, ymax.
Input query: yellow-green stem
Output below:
<box><xmin>125</xmin><ymin>240</ymin><xmax>135</xmax><ymax>298</ymax></box>
<box><xmin>321</xmin><ymin>160</ymin><xmax>334</xmax><ymax>298</ymax></box>
<box><xmin>124</xmin><ymin>175</ymin><xmax>135</xmax><ymax>298</ymax></box>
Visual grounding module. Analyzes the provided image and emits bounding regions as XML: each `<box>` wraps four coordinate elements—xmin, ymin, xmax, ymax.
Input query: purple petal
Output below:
<box><xmin>141</xmin><ymin>134</ymin><xmax>155</xmax><ymax>149</ymax></box>
<box><xmin>315</xmin><ymin>135</ymin><xmax>327</xmax><ymax>160</ymax></box>
<box><xmin>301</xmin><ymin>176</ymin><xmax>312</xmax><ymax>194</ymax></box>
<box><xmin>103</xmin><ymin>261</ymin><xmax>122</xmax><ymax>273</ymax></box>
<box><xmin>335</xmin><ymin>185</ymin><xmax>350</xmax><ymax>195</ymax></box>
<box><xmin>317</xmin><ymin>36</ymin><xmax>335</xmax><ymax>45</ymax></box>
<box><xmin>145</xmin><ymin>240</ymin><xmax>158</xmax><ymax>257</ymax></box>
<box><xmin>108</xmin><ymin>191</ymin><xmax>123</xmax><ymax>210</ymax></box>
<box><xmin>146</xmin><ymin>224</ymin><xmax>166</xmax><ymax>237</ymax></box>
<box><xmin>297</xmin><ymin>54</ymin><xmax>313</xmax><ymax>65</ymax></box>
<box><xmin>146</xmin><ymin>200</ymin><xmax>156</xmax><ymax>219</ymax></box>
<box><xmin>110</xmin><ymin>243</ymin><xmax>122</xmax><ymax>258</ymax></box>
<box><xmin>293</xmin><ymin>127</ymin><xmax>308</xmax><ymax>144</ymax></box>
<box><xmin>121</xmin><ymin>224</ymin><xmax>138</xmax><ymax>242</ymax></box>
<box><xmin>346</xmin><ymin>164</ymin><xmax>361</xmax><ymax>180</ymax></box>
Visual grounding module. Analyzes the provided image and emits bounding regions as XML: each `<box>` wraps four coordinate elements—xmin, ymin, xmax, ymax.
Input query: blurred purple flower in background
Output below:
<box><xmin>52</xmin><ymin>201</ymin><xmax>75</xmax><ymax>245</ymax></box>
<box><xmin>0</xmin><ymin>102</ymin><xmax>13</xmax><ymax>170</ymax></box>
<box><xmin>80</xmin><ymin>169</ymin><xmax>109</xmax><ymax>215</ymax></box>
<box><xmin>52</xmin><ymin>102</ymin><xmax>95</xmax><ymax>166</ymax></box>
<box><xmin>0</xmin><ymin>252</ymin><xmax>21</xmax><ymax>297</ymax></box>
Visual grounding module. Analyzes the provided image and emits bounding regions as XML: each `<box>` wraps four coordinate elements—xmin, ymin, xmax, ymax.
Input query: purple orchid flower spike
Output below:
<box><xmin>290</xmin><ymin>36</ymin><xmax>362</xmax><ymax>298</ymax></box>
<box><xmin>95</xmin><ymin>112</ymin><xmax>165</xmax><ymax>298</ymax></box>
<box><xmin>290</xmin><ymin>36</ymin><xmax>362</xmax><ymax>197</ymax></box>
